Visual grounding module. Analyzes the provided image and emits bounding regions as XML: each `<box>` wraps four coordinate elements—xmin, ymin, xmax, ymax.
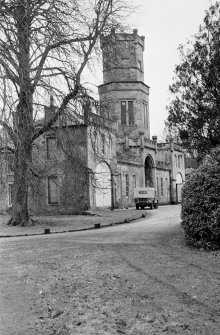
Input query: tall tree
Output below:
<box><xmin>0</xmin><ymin>0</ymin><xmax>129</xmax><ymax>226</ymax></box>
<box><xmin>167</xmin><ymin>1</ymin><xmax>220</xmax><ymax>159</ymax></box>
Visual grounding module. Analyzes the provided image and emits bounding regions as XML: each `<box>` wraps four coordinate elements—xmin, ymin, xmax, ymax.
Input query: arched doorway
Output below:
<box><xmin>95</xmin><ymin>162</ymin><xmax>111</xmax><ymax>208</ymax></box>
<box><xmin>145</xmin><ymin>156</ymin><xmax>154</xmax><ymax>187</ymax></box>
<box><xmin>176</xmin><ymin>172</ymin><xmax>183</xmax><ymax>202</ymax></box>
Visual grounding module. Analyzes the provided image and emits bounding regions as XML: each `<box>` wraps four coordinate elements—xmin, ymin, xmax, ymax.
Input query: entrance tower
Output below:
<box><xmin>98</xmin><ymin>29</ymin><xmax>150</xmax><ymax>139</ymax></box>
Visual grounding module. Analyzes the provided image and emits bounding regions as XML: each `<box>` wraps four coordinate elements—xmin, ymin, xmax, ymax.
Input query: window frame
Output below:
<box><xmin>125</xmin><ymin>174</ymin><xmax>129</xmax><ymax>198</ymax></box>
<box><xmin>8</xmin><ymin>182</ymin><xmax>13</xmax><ymax>207</ymax></box>
<box><xmin>47</xmin><ymin>176</ymin><xmax>59</xmax><ymax>205</ymax></box>
<box><xmin>46</xmin><ymin>136</ymin><xmax>57</xmax><ymax>160</ymax></box>
<box><xmin>160</xmin><ymin>178</ymin><xmax>164</xmax><ymax>197</ymax></box>
<box><xmin>120</xmin><ymin>100</ymin><xmax>134</xmax><ymax>125</ymax></box>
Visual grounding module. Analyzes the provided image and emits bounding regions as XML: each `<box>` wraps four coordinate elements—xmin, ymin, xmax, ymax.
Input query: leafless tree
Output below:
<box><xmin>0</xmin><ymin>0</ymin><xmax>131</xmax><ymax>226</ymax></box>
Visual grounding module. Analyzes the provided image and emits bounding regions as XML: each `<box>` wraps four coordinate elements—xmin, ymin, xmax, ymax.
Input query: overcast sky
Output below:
<box><xmin>87</xmin><ymin>0</ymin><xmax>215</xmax><ymax>139</ymax></box>
<box><xmin>132</xmin><ymin>0</ymin><xmax>215</xmax><ymax>138</ymax></box>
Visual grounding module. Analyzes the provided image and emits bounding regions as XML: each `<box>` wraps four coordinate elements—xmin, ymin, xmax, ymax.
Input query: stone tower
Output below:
<box><xmin>98</xmin><ymin>29</ymin><xmax>150</xmax><ymax>139</ymax></box>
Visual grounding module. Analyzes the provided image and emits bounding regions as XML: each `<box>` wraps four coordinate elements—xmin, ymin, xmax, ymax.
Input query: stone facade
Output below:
<box><xmin>0</xmin><ymin>29</ymin><xmax>185</xmax><ymax>214</ymax></box>
<box><xmin>96</xmin><ymin>29</ymin><xmax>185</xmax><ymax>208</ymax></box>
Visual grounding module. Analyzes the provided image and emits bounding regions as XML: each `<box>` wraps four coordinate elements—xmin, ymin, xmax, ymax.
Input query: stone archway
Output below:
<box><xmin>95</xmin><ymin>162</ymin><xmax>112</xmax><ymax>208</ymax></box>
<box><xmin>176</xmin><ymin>172</ymin><xmax>183</xmax><ymax>203</ymax></box>
<box><xmin>145</xmin><ymin>155</ymin><xmax>154</xmax><ymax>188</ymax></box>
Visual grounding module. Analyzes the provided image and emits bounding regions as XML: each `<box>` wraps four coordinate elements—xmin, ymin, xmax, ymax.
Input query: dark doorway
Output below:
<box><xmin>145</xmin><ymin>156</ymin><xmax>154</xmax><ymax>187</ymax></box>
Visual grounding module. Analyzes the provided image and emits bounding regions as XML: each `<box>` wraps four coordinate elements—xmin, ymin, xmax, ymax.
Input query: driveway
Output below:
<box><xmin>0</xmin><ymin>205</ymin><xmax>220</xmax><ymax>335</ymax></box>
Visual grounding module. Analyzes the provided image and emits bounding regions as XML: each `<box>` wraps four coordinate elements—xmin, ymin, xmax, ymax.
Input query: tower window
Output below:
<box><xmin>143</xmin><ymin>103</ymin><xmax>148</xmax><ymax>126</ymax></box>
<box><xmin>138</xmin><ymin>61</ymin><xmax>142</xmax><ymax>70</ymax></box>
<box><xmin>128</xmin><ymin>101</ymin><xmax>134</xmax><ymax>125</ymax></box>
<box><xmin>121</xmin><ymin>101</ymin><xmax>127</xmax><ymax>125</ymax></box>
<box><xmin>120</xmin><ymin>101</ymin><xmax>134</xmax><ymax>125</ymax></box>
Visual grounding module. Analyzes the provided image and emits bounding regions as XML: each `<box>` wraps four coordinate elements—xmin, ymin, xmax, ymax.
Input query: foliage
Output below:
<box><xmin>167</xmin><ymin>1</ymin><xmax>220</xmax><ymax>160</ymax></box>
<box><xmin>181</xmin><ymin>147</ymin><xmax>220</xmax><ymax>250</ymax></box>
<box><xmin>0</xmin><ymin>0</ymin><xmax>131</xmax><ymax>225</ymax></box>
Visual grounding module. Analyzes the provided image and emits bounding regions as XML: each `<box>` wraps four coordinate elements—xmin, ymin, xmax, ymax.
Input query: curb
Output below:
<box><xmin>0</xmin><ymin>213</ymin><xmax>145</xmax><ymax>239</ymax></box>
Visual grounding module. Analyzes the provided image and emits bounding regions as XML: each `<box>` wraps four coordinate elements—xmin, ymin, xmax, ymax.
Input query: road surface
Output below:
<box><xmin>0</xmin><ymin>205</ymin><xmax>219</xmax><ymax>335</ymax></box>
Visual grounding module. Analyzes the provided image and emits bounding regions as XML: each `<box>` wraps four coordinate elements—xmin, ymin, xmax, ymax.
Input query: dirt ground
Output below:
<box><xmin>0</xmin><ymin>205</ymin><xmax>219</xmax><ymax>335</ymax></box>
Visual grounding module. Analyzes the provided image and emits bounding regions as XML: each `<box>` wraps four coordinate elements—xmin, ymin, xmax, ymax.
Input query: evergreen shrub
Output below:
<box><xmin>181</xmin><ymin>148</ymin><xmax>220</xmax><ymax>250</ymax></box>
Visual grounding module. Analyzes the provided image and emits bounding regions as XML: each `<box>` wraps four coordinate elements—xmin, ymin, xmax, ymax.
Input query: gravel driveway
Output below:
<box><xmin>0</xmin><ymin>205</ymin><xmax>219</xmax><ymax>335</ymax></box>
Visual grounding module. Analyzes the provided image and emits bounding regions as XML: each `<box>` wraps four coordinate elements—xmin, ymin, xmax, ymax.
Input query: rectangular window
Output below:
<box><xmin>121</xmin><ymin>101</ymin><xmax>134</xmax><ymax>125</ymax></box>
<box><xmin>143</xmin><ymin>103</ymin><xmax>148</xmax><ymax>126</ymax></box>
<box><xmin>125</xmin><ymin>174</ymin><xmax>129</xmax><ymax>198</ymax></box>
<box><xmin>161</xmin><ymin>178</ymin><xmax>164</xmax><ymax>197</ymax></box>
<box><xmin>178</xmin><ymin>155</ymin><xmax>181</xmax><ymax>168</ymax></box>
<box><xmin>165</xmin><ymin>178</ymin><xmax>168</xmax><ymax>198</ymax></box>
<box><xmin>101</xmin><ymin>134</ymin><xmax>105</xmax><ymax>154</ymax></box>
<box><xmin>156</xmin><ymin>177</ymin><xmax>159</xmax><ymax>197</ymax></box>
<box><xmin>46</xmin><ymin>136</ymin><xmax>56</xmax><ymax>160</ymax></box>
<box><xmin>108</xmin><ymin>137</ymin><xmax>112</xmax><ymax>157</ymax></box>
<box><xmin>121</xmin><ymin>101</ymin><xmax>127</xmax><ymax>125</ymax></box>
<box><xmin>8</xmin><ymin>183</ymin><xmax>14</xmax><ymax>207</ymax></box>
<box><xmin>48</xmin><ymin>176</ymin><xmax>59</xmax><ymax>204</ymax></box>
<box><xmin>132</xmin><ymin>175</ymin><xmax>136</xmax><ymax>194</ymax></box>
<box><xmin>128</xmin><ymin>101</ymin><xmax>134</xmax><ymax>125</ymax></box>
<box><xmin>117</xmin><ymin>174</ymin><xmax>122</xmax><ymax>200</ymax></box>
<box><xmin>7</xmin><ymin>155</ymin><xmax>14</xmax><ymax>175</ymax></box>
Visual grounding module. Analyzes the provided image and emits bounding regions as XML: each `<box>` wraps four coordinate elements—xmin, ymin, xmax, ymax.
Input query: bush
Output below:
<box><xmin>181</xmin><ymin>148</ymin><xmax>220</xmax><ymax>250</ymax></box>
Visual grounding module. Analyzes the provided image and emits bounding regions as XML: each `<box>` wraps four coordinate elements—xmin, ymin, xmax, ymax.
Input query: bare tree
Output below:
<box><xmin>0</xmin><ymin>0</ymin><xmax>130</xmax><ymax>226</ymax></box>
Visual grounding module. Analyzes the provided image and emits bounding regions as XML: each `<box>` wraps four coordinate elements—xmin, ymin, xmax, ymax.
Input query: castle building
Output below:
<box><xmin>0</xmin><ymin>29</ymin><xmax>185</xmax><ymax>214</ymax></box>
<box><xmin>92</xmin><ymin>29</ymin><xmax>185</xmax><ymax>208</ymax></box>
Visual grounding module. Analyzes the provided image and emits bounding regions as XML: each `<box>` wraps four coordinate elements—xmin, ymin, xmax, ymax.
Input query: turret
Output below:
<box><xmin>98</xmin><ymin>29</ymin><xmax>150</xmax><ymax>139</ymax></box>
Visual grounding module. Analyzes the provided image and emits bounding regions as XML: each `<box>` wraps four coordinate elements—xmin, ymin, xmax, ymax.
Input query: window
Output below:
<box><xmin>128</xmin><ymin>101</ymin><xmax>134</xmax><ymax>125</ymax></box>
<box><xmin>160</xmin><ymin>178</ymin><xmax>164</xmax><ymax>197</ymax></box>
<box><xmin>138</xmin><ymin>60</ymin><xmax>142</xmax><ymax>70</ymax></box>
<box><xmin>101</xmin><ymin>134</ymin><xmax>105</xmax><ymax>154</ymax></box>
<box><xmin>156</xmin><ymin>177</ymin><xmax>159</xmax><ymax>197</ymax></box>
<box><xmin>117</xmin><ymin>174</ymin><xmax>122</xmax><ymax>199</ymax></box>
<box><xmin>132</xmin><ymin>175</ymin><xmax>136</xmax><ymax>194</ymax></box>
<box><xmin>7</xmin><ymin>155</ymin><xmax>14</xmax><ymax>174</ymax></box>
<box><xmin>165</xmin><ymin>178</ymin><xmax>168</xmax><ymax>198</ymax></box>
<box><xmin>46</xmin><ymin>136</ymin><xmax>56</xmax><ymax>160</ymax></box>
<box><xmin>125</xmin><ymin>174</ymin><xmax>129</xmax><ymax>198</ymax></box>
<box><xmin>175</xmin><ymin>154</ymin><xmax>177</xmax><ymax>168</ymax></box>
<box><xmin>108</xmin><ymin>137</ymin><xmax>112</xmax><ymax>157</ymax></box>
<box><xmin>48</xmin><ymin>176</ymin><xmax>59</xmax><ymax>204</ymax></box>
<box><xmin>121</xmin><ymin>101</ymin><xmax>127</xmax><ymax>125</ymax></box>
<box><xmin>143</xmin><ymin>103</ymin><xmax>148</xmax><ymax>126</ymax></box>
<box><xmin>8</xmin><ymin>183</ymin><xmax>14</xmax><ymax>207</ymax></box>
<box><xmin>120</xmin><ymin>101</ymin><xmax>134</xmax><ymax>125</ymax></box>
<box><xmin>178</xmin><ymin>155</ymin><xmax>181</xmax><ymax>168</ymax></box>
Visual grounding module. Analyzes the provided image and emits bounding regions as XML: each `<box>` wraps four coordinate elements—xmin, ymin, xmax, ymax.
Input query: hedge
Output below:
<box><xmin>181</xmin><ymin>148</ymin><xmax>220</xmax><ymax>250</ymax></box>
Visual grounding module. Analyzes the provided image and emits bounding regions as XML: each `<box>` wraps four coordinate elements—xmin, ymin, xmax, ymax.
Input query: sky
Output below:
<box><xmin>131</xmin><ymin>0</ymin><xmax>215</xmax><ymax>138</ymax></box>
<box><xmin>86</xmin><ymin>0</ymin><xmax>215</xmax><ymax>139</ymax></box>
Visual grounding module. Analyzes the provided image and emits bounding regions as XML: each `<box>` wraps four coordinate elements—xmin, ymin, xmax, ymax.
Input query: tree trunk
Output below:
<box><xmin>7</xmin><ymin>2</ymin><xmax>34</xmax><ymax>226</ymax></box>
<box><xmin>7</xmin><ymin>144</ymin><xmax>32</xmax><ymax>226</ymax></box>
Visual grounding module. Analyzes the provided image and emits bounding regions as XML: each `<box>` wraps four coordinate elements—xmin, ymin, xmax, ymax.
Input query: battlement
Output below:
<box><xmin>101</xmin><ymin>29</ymin><xmax>145</xmax><ymax>49</ymax></box>
<box><xmin>101</xmin><ymin>29</ymin><xmax>145</xmax><ymax>84</ymax></box>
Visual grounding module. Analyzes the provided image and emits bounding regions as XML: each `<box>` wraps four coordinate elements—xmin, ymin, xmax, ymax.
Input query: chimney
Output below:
<box><xmin>152</xmin><ymin>135</ymin><xmax>157</xmax><ymax>152</ymax></box>
<box><xmin>45</xmin><ymin>95</ymin><xmax>56</xmax><ymax>123</ymax></box>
